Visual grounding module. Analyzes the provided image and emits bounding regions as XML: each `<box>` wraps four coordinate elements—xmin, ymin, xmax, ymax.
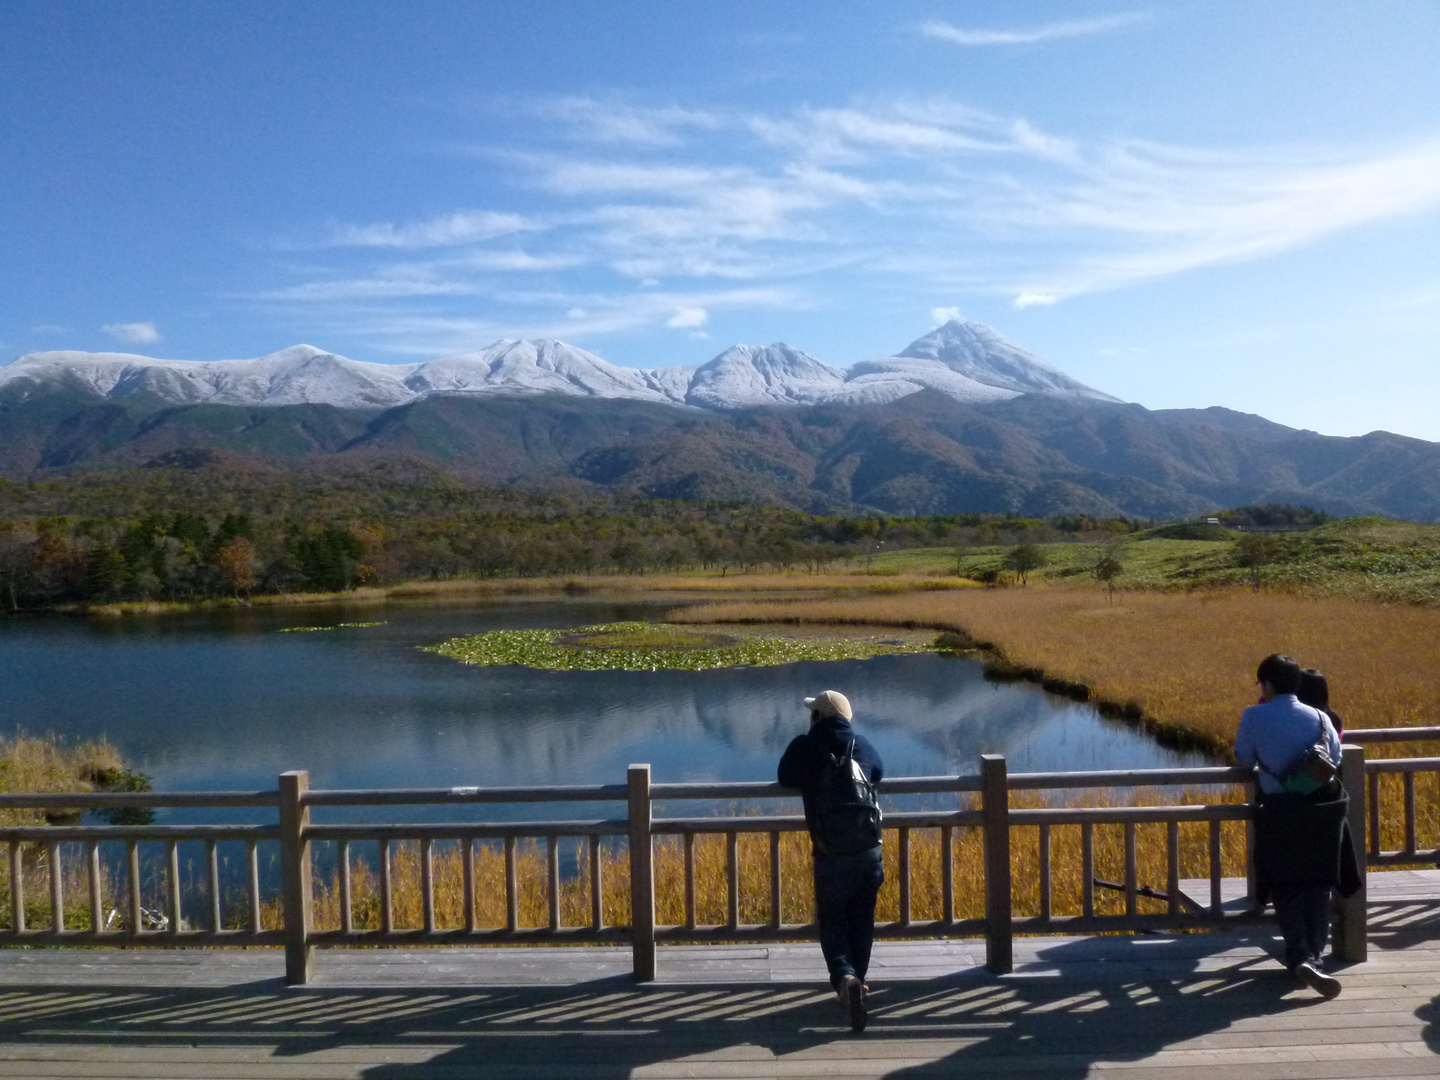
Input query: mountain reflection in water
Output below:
<box><xmin>0</xmin><ymin>599</ymin><xmax>1213</xmax><ymax>825</ymax></box>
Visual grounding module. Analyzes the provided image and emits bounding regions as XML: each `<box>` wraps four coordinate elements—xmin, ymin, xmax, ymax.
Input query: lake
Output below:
<box><xmin>0</xmin><ymin>597</ymin><xmax>1214</xmax><ymax>826</ymax></box>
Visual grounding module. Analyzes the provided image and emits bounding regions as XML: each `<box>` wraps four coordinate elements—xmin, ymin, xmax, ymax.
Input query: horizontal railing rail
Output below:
<box><xmin>8</xmin><ymin>730</ymin><xmax>1437</xmax><ymax>984</ymax></box>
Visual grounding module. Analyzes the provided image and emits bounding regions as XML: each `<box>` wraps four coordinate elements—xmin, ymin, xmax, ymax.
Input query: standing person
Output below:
<box><xmin>777</xmin><ymin>690</ymin><xmax>884</xmax><ymax>1032</ymax></box>
<box><xmin>1235</xmin><ymin>654</ymin><xmax>1360</xmax><ymax>999</ymax></box>
<box><xmin>1298</xmin><ymin>667</ymin><xmax>1344</xmax><ymax>737</ymax></box>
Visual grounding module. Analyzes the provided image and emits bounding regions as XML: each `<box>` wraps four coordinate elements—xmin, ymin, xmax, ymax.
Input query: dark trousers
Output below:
<box><xmin>813</xmin><ymin>846</ymin><xmax>885</xmax><ymax>989</ymax></box>
<box><xmin>1273</xmin><ymin>882</ymin><xmax>1332</xmax><ymax>970</ymax></box>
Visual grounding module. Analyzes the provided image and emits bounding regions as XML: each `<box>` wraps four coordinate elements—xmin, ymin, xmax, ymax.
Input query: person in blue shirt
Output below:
<box><xmin>777</xmin><ymin>690</ymin><xmax>884</xmax><ymax>1032</ymax></box>
<box><xmin>1235</xmin><ymin>653</ymin><xmax>1349</xmax><ymax>998</ymax></box>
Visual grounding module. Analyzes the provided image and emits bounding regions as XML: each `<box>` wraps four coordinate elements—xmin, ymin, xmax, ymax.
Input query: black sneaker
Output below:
<box><xmin>844</xmin><ymin>975</ymin><xmax>866</xmax><ymax>1032</ymax></box>
<box><xmin>1294</xmin><ymin>961</ymin><xmax>1341</xmax><ymax>1000</ymax></box>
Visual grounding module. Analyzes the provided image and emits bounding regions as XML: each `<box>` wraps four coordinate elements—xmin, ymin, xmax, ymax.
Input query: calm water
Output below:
<box><xmin>0</xmin><ymin>598</ymin><xmax>1213</xmax><ymax>826</ymax></box>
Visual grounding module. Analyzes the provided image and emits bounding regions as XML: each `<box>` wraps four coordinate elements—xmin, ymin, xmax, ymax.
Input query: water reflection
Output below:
<box><xmin>0</xmin><ymin>599</ymin><xmax>1213</xmax><ymax>825</ymax></box>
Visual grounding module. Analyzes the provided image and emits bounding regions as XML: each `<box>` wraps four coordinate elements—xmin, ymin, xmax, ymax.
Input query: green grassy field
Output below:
<box><xmin>871</xmin><ymin>517</ymin><xmax>1440</xmax><ymax>602</ymax></box>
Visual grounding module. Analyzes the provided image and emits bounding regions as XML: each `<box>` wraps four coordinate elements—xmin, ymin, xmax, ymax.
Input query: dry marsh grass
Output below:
<box><xmin>302</xmin><ymin>788</ymin><xmax>1248</xmax><ymax>937</ymax></box>
<box><xmin>668</xmin><ymin>586</ymin><xmax>1440</xmax><ymax>854</ymax></box>
<box><xmin>0</xmin><ymin>733</ymin><xmax>128</xmax><ymax>827</ymax></box>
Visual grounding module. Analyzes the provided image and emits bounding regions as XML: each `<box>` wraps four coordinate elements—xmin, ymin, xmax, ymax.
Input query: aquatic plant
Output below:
<box><xmin>421</xmin><ymin>620</ymin><xmax>932</xmax><ymax>671</ymax></box>
<box><xmin>277</xmin><ymin>621</ymin><xmax>387</xmax><ymax>633</ymax></box>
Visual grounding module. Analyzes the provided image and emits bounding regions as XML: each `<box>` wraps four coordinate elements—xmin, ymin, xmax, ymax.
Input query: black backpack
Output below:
<box><xmin>810</xmin><ymin>739</ymin><xmax>883</xmax><ymax>855</ymax></box>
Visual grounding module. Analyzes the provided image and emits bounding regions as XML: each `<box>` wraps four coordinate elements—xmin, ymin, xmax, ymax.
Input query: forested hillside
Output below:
<box><xmin>0</xmin><ymin>460</ymin><xmax>1140</xmax><ymax>610</ymax></box>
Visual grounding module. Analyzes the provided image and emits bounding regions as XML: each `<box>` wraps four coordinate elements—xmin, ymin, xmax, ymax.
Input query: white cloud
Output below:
<box><xmin>326</xmin><ymin>211</ymin><xmax>530</xmax><ymax>249</ymax></box>
<box><xmin>920</xmin><ymin>14</ymin><xmax>1148</xmax><ymax>47</ymax></box>
<box><xmin>667</xmin><ymin>306</ymin><xmax>709</xmax><ymax>329</ymax></box>
<box><xmin>102</xmin><ymin>321</ymin><xmax>161</xmax><ymax>344</ymax></box>
<box><xmin>930</xmin><ymin>306</ymin><xmax>964</xmax><ymax>325</ymax></box>
<box><xmin>329</xmin><ymin>287</ymin><xmax>799</xmax><ymax>356</ymax></box>
<box><xmin>262</xmin><ymin>91</ymin><xmax>1440</xmax><ymax>347</ymax></box>
<box><xmin>536</xmin><ymin>96</ymin><xmax>723</xmax><ymax>145</ymax></box>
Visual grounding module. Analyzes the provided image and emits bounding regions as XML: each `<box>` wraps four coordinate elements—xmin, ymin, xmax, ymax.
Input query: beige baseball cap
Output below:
<box><xmin>803</xmin><ymin>690</ymin><xmax>853</xmax><ymax>721</ymax></box>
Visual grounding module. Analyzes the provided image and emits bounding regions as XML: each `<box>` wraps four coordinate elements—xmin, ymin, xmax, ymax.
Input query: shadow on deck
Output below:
<box><xmin>0</xmin><ymin>893</ymin><xmax>1437</xmax><ymax>1079</ymax></box>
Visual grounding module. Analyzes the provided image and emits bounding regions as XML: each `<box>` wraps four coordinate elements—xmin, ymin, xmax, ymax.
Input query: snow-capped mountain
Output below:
<box><xmin>0</xmin><ymin>321</ymin><xmax>1117</xmax><ymax>411</ymax></box>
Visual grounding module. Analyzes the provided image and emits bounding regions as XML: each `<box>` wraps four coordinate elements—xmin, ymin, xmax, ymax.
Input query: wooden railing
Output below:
<box><xmin>1</xmin><ymin>730</ymin><xmax>1436</xmax><ymax>985</ymax></box>
<box><xmin>1343</xmin><ymin>726</ymin><xmax>1440</xmax><ymax>869</ymax></box>
<box><xmin>0</xmin><ymin>789</ymin><xmax>281</xmax><ymax>947</ymax></box>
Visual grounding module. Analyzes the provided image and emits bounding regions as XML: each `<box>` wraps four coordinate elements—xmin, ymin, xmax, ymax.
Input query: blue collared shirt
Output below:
<box><xmin>1235</xmin><ymin>693</ymin><xmax>1342</xmax><ymax>794</ymax></box>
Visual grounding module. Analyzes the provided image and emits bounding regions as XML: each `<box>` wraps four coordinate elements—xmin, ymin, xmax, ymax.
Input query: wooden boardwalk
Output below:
<box><xmin>0</xmin><ymin>872</ymin><xmax>1437</xmax><ymax>1079</ymax></box>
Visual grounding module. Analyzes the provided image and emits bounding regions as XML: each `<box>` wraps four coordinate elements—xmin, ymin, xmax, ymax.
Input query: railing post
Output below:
<box><xmin>981</xmin><ymin>754</ymin><xmax>1012</xmax><ymax>974</ymax></box>
<box><xmin>627</xmin><ymin>764</ymin><xmax>656</xmax><ymax>982</ymax></box>
<box><xmin>1245</xmin><ymin>773</ymin><xmax>1259</xmax><ymax>910</ymax></box>
<box><xmin>1336</xmin><ymin>745</ymin><xmax>1368</xmax><ymax>963</ymax></box>
<box><xmin>278</xmin><ymin>771</ymin><xmax>314</xmax><ymax>985</ymax></box>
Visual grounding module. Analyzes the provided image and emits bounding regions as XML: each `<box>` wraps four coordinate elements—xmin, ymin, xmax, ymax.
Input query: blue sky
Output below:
<box><xmin>4</xmin><ymin>2</ymin><xmax>1440</xmax><ymax>438</ymax></box>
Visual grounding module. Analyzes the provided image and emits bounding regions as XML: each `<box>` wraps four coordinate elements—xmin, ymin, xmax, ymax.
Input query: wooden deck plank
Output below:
<box><xmin>0</xmin><ymin>874</ymin><xmax>1432</xmax><ymax>1079</ymax></box>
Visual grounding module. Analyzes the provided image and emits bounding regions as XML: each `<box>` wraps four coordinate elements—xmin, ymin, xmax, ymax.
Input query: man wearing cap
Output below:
<box><xmin>778</xmin><ymin>690</ymin><xmax>885</xmax><ymax>1031</ymax></box>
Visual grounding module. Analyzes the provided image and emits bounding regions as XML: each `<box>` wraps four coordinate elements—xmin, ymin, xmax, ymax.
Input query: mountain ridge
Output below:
<box><xmin>0</xmin><ymin>320</ymin><xmax>1116</xmax><ymax>412</ymax></box>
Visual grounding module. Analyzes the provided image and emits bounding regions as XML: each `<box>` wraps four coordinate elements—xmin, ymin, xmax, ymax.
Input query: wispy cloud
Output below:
<box><xmin>534</xmin><ymin>96</ymin><xmax>723</xmax><ymax>146</ymax></box>
<box><xmin>280</xmin><ymin>287</ymin><xmax>797</xmax><ymax>357</ymax></box>
<box><xmin>102</xmin><ymin>321</ymin><xmax>161</xmax><ymax>345</ymax></box>
<box><xmin>325</xmin><ymin>211</ymin><xmax>531</xmax><ymax>249</ymax></box>
<box><xmin>261</xmin><ymin>92</ymin><xmax>1440</xmax><ymax>350</ymax></box>
<box><xmin>919</xmin><ymin>14</ymin><xmax>1148</xmax><ymax>47</ymax></box>
<box><xmin>666</xmin><ymin>306</ymin><xmax>708</xmax><ymax>329</ymax></box>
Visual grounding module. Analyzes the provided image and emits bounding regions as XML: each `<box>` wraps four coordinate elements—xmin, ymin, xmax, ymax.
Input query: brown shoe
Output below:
<box><xmin>1294</xmin><ymin>961</ymin><xmax>1341</xmax><ymax>999</ymax></box>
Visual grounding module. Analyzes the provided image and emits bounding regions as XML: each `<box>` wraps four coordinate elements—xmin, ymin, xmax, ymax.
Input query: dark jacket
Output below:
<box><xmin>777</xmin><ymin>716</ymin><xmax>884</xmax><ymax>848</ymax></box>
<box><xmin>1254</xmin><ymin>787</ymin><xmax>1363</xmax><ymax>897</ymax></box>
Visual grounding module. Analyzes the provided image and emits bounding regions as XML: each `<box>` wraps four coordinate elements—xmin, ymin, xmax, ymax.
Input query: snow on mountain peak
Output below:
<box><xmin>894</xmin><ymin>320</ymin><xmax>1119</xmax><ymax>401</ymax></box>
<box><xmin>0</xmin><ymin>321</ymin><xmax>1120</xmax><ymax>412</ymax></box>
<box><xmin>685</xmin><ymin>343</ymin><xmax>845</xmax><ymax>408</ymax></box>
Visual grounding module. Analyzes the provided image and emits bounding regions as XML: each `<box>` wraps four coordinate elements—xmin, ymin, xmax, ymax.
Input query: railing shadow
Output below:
<box><xmin>0</xmin><ymin>927</ymin><xmax>1417</xmax><ymax>1079</ymax></box>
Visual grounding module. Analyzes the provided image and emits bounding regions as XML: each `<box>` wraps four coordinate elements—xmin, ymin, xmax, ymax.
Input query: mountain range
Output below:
<box><xmin>2</xmin><ymin>321</ymin><xmax>1438</xmax><ymax>521</ymax></box>
<box><xmin>0</xmin><ymin>321</ymin><xmax>1115</xmax><ymax>412</ymax></box>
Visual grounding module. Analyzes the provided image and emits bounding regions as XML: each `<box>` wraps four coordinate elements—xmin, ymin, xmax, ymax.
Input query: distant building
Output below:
<box><xmin>1205</xmin><ymin>517</ymin><xmax>1220</xmax><ymax>525</ymax></box>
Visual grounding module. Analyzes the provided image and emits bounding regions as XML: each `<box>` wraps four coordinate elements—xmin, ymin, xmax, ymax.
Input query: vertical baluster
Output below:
<box><xmin>941</xmin><ymin>824</ymin><xmax>954</xmax><ymax>924</ymax></box>
<box><xmin>48</xmin><ymin>842</ymin><xmax>64</xmax><ymax>934</ymax></box>
<box><xmin>769</xmin><ymin>831</ymin><xmax>781</xmax><ymax>930</ymax></box>
<box><xmin>421</xmin><ymin>838</ymin><xmax>435</xmax><ymax>934</ymax></box>
<box><xmin>207</xmin><ymin>842</ymin><xmax>221</xmax><ymax>934</ymax></box>
<box><xmin>726</xmin><ymin>831</ymin><xmax>739</xmax><ymax>930</ymax></box>
<box><xmin>1166</xmin><ymin>821</ymin><xmax>1180</xmax><ymax>917</ymax></box>
<box><xmin>9</xmin><ymin>840</ymin><xmax>22</xmax><ymax>933</ymax></box>
<box><xmin>379</xmin><ymin>840</ymin><xmax>393</xmax><ymax>934</ymax></box>
<box><xmin>683</xmin><ymin>832</ymin><xmax>696</xmax><ymax>930</ymax></box>
<box><xmin>247</xmin><ymin>840</ymin><xmax>261</xmax><ymax>934</ymax></box>
<box><xmin>1368</xmin><ymin>772</ymin><xmax>1381</xmax><ymax>857</ymax></box>
<box><xmin>167</xmin><ymin>840</ymin><xmax>181</xmax><ymax>936</ymax></box>
<box><xmin>338</xmin><ymin>840</ymin><xmax>352</xmax><ymax>933</ymax></box>
<box><xmin>589</xmin><ymin>835</ymin><xmax>603</xmax><ymax>932</ymax></box>
<box><xmin>1208</xmin><ymin>819</ymin><xmax>1223</xmax><ymax>915</ymax></box>
<box><xmin>1038</xmin><ymin>825</ymin><xmax>1051</xmax><ymax>921</ymax></box>
<box><xmin>127</xmin><ymin>840</ymin><xmax>142</xmax><ymax>935</ymax></box>
<box><xmin>1081</xmin><ymin>823</ymin><xmax>1094</xmax><ymax>918</ymax></box>
<box><xmin>547</xmin><ymin>835</ymin><xmax>560</xmax><ymax>932</ymax></box>
<box><xmin>1123</xmin><ymin>823</ymin><xmax>1137</xmax><ymax>918</ymax></box>
<box><xmin>1404</xmin><ymin>771</ymin><xmax>1417</xmax><ymax>855</ymax></box>
<box><xmin>464</xmin><ymin>839</ymin><xmax>477</xmax><ymax>934</ymax></box>
<box><xmin>88</xmin><ymin>841</ymin><xmax>103</xmax><ymax>934</ymax></box>
<box><xmin>898</xmin><ymin>827</ymin><xmax>912</xmax><ymax>926</ymax></box>
<box><xmin>980</xmin><ymin>755</ymin><xmax>1011</xmax><ymax>974</ymax></box>
<box><xmin>504</xmin><ymin>836</ymin><xmax>518</xmax><ymax>933</ymax></box>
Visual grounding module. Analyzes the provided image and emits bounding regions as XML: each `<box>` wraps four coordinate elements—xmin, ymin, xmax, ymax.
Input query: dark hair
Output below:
<box><xmin>1256</xmin><ymin>653</ymin><xmax>1302</xmax><ymax>696</ymax></box>
<box><xmin>1297</xmin><ymin>668</ymin><xmax>1330</xmax><ymax>710</ymax></box>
